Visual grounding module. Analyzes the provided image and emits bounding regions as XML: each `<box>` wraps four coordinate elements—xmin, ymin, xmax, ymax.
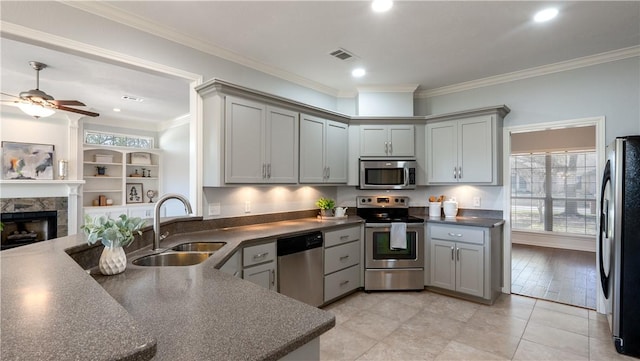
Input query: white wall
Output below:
<box><xmin>202</xmin><ymin>186</ymin><xmax>337</xmax><ymax>219</ymax></box>
<box><xmin>415</xmin><ymin>57</ymin><xmax>640</xmax><ymax>144</ymax></box>
<box><xmin>158</xmin><ymin>121</ymin><xmax>190</xmax><ymax>217</ymax></box>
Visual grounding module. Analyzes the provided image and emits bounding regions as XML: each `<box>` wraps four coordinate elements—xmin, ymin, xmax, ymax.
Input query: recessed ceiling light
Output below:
<box><xmin>352</xmin><ymin>68</ymin><xmax>366</xmax><ymax>78</ymax></box>
<box><xmin>113</xmin><ymin>108</ymin><xmax>121</xmax><ymax>112</ymax></box>
<box><xmin>371</xmin><ymin>0</ymin><xmax>393</xmax><ymax>13</ymax></box>
<box><xmin>534</xmin><ymin>8</ymin><xmax>558</xmax><ymax>22</ymax></box>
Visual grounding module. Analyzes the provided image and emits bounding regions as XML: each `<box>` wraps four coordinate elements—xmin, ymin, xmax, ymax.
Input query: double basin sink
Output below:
<box><xmin>132</xmin><ymin>242</ymin><xmax>226</xmax><ymax>267</ymax></box>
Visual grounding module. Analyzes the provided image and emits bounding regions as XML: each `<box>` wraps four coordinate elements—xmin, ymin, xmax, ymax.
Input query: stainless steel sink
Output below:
<box><xmin>132</xmin><ymin>252</ymin><xmax>213</xmax><ymax>267</ymax></box>
<box><xmin>171</xmin><ymin>242</ymin><xmax>226</xmax><ymax>252</ymax></box>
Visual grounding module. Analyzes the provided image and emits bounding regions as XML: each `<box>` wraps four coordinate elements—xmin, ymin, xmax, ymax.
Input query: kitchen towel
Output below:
<box><xmin>390</xmin><ymin>222</ymin><xmax>407</xmax><ymax>249</ymax></box>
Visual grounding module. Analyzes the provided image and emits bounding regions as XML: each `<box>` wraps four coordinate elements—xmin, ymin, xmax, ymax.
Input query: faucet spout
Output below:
<box><xmin>153</xmin><ymin>193</ymin><xmax>193</xmax><ymax>251</ymax></box>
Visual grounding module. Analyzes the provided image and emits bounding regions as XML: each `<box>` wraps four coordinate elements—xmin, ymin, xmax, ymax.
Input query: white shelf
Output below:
<box><xmin>126</xmin><ymin>177</ymin><xmax>159</xmax><ymax>180</ymax></box>
<box><xmin>127</xmin><ymin>163</ymin><xmax>158</xmax><ymax>167</ymax></box>
<box><xmin>84</xmin><ymin>161</ymin><xmax>122</xmax><ymax>166</ymax></box>
<box><xmin>84</xmin><ymin>189</ymin><xmax>122</xmax><ymax>193</ymax></box>
<box><xmin>84</xmin><ymin>176</ymin><xmax>121</xmax><ymax>179</ymax></box>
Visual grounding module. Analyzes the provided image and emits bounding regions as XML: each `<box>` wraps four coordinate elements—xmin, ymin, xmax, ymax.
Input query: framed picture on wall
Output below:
<box><xmin>1</xmin><ymin>141</ymin><xmax>55</xmax><ymax>180</ymax></box>
<box><xmin>130</xmin><ymin>152</ymin><xmax>151</xmax><ymax>165</ymax></box>
<box><xmin>126</xmin><ymin>183</ymin><xmax>144</xmax><ymax>204</ymax></box>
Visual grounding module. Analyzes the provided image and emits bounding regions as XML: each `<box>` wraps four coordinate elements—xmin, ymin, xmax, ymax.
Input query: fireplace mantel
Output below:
<box><xmin>1</xmin><ymin>180</ymin><xmax>84</xmax><ymax>235</ymax></box>
<box><xmin>0</xmin><ymin>180</ymin><xmax>84</xmax><ymax>198</ymax></box>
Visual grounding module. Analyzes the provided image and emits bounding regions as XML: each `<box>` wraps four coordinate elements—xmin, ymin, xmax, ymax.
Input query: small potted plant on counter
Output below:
<box><xmin>316</xmin><ymin>197</ymin><xmax>336</xmax><ymax>217</ymax></box>
<box><xmin>81</xmin><ymin>214</ymin><xmax>146</xmax><ymax>275</ymax></box>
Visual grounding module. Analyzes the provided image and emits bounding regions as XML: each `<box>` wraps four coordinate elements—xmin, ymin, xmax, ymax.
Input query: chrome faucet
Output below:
<box><xmin>153</xmin><ymin>193</ymin><xmax>193</xmax><ymax>251</ymax></box>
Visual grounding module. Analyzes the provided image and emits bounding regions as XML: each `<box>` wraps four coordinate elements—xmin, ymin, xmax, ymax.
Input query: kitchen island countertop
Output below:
<box><xmin>1</xmin><ymin>216</ymin><xmax>363</xmax><ymax>361</ymax></box>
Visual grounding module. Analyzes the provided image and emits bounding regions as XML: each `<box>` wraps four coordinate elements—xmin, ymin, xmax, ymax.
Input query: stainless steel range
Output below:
<box><xmin>356</xmin><ymin>196</ymin><xmax>424</xmax><ymax>291</ymax></box>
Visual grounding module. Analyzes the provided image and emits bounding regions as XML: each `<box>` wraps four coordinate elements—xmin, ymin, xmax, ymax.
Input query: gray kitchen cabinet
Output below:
<box><xmin>427</xmin><ymin>223</ymin><xmax>502</xmax><ymax>303</ymax></box>
<box><xmin>243</xmin><ymin>241</ymin><xmax>277</xmax><ymax>290</ymax></box>
<box><xmin>299</xmin><ymin>114</ymin><xmax>348</xmax><ymax>184</ymax></box>
<box><xmin>225</xmin><ymin>96</ymin><xmax>298</xmax><ymax>184</ymax></box>
<box><xmin>426</xmin><ymin>115</ymin><xmax>499</xmax><ymax>184</ymax></box>
<box><xmin>323</xmin><ymin>225</ymin><xmax>362</xmax><ymax>303</ymax></box>
<box><xmin>360</xmin><ymin>124</ymin><xmax>414</xmax><ymax>157</ymax></box>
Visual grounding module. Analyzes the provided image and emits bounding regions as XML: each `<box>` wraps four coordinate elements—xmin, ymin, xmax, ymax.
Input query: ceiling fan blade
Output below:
<box><xmin>54</xmin><ymin>104</ymin><xmax>100</xmax><ymax>117</ymax></box>
<box><xmin>50</xmin><ymin>100</ymin><xmax>86</xmax><ymax>106</ymax></box>
<box><xmin>1</xmin><ymin>92</ymin><xmax>20</xmax><ymax>99</ymax></box>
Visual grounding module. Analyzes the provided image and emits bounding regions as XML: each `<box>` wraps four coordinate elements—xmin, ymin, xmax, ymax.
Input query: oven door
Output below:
<box><xmin>365</xmin><ymin>224</ymin><xmax>424</xmax><ymax>268</ymax></box>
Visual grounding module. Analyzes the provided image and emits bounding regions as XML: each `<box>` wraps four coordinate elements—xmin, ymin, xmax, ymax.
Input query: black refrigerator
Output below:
<box><xmin>599</xmin><ymin>135</ymin><xmax>640</xmax><ymax>357</ymax></box>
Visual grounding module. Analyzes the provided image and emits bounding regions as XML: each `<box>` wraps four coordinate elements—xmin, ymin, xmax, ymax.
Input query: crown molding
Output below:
<box><xmin>357</xmin><ymin>84</ymin><xmax>419</xmax><ymax>93</ymax></box>
<box><xmin>416</xmin><ymin>46</ymin><xmax>640</xmax><ymax>98</ymax></box>
<box><xmin>62</xmin><ymin>1</ymin><xmax>341</xmax><ymax>98</ymax></box>
<box><xmin>158</xmin><ymin>113</ymin><xmax>191</xmax><ymax>132</ymax></box>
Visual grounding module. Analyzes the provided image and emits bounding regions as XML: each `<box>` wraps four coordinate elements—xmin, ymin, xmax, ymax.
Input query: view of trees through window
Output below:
<box><xmin>511</xmin><ymin>151</ymin><xmax>597</xmax><ymax>236</ymax></box>
<box><xmin>84</xmin><ymin>130</ymin><xmax>154</xmax><ymax>149</ymax></box>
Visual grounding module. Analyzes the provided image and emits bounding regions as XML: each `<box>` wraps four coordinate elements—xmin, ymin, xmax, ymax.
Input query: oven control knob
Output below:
<box><xmin>400</xmin><ymin>199</ymin><xmax>405</xmax><ymax>203</ymax></box>
<box><xmin>360</xmin><ymin>198</ymin><xmax>366</xmax><ymax>203</ymax></box>
<box><xmin>367</xmin><ymin>198</ymin><xmax>371</xmax><ymax>202</ymax></box>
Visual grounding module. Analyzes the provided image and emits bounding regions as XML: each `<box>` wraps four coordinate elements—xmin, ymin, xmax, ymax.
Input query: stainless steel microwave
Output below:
<box><xmin>359</xmin><ymin>160</ymin><xmax>417</xmax><ymax>190</ymax></box>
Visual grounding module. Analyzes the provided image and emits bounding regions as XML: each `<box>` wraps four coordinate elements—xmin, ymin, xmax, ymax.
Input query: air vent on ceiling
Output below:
<box><xmin>329</xmin><ymin>48</ymin><xmax>356</xmax><ymax>61</ymax></box>
<box><xmin>121</xmin><ymin>95</ymin><xmax>144</xmax><ymax>102</ymax></box>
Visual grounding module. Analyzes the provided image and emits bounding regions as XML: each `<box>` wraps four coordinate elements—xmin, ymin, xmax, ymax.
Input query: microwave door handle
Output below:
<box><xmin>404</xmin><ymin>167</ymin><xmax>410</xmax><ymax>186</ymax></box>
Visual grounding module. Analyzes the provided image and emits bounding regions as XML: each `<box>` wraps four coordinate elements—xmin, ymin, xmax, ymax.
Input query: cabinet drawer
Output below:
<box><xmin>243</xmin><ymin>242</ymin><xmax>276</xmax><ymax>267</ymax></box>
<box><xmin>324</xmin><ymin>241</ymin><xmax>360</xmax><ymax>275</ymax></box>
<box><xmin>324</xmin><ymin>225</ymin><xmax>361</xmax><ymax>247</ymax></box>
<box><xmin>430</xmin><ymin>225</ymin><xmax>485</xmax><ymax>245</ymax></box>
<box><xmin>324</xmin><ymin>264</ymin><xmax>360</xmax><ymax>302</ymax></box>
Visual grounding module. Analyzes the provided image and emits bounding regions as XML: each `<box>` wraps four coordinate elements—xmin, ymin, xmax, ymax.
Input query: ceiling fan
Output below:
<box><xmin>1</xmin><ymin>61</ymin><xmax>99</xmax><ymax>118</ymax></box>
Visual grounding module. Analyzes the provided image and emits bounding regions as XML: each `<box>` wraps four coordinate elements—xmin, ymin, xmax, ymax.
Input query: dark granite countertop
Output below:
<box><xmin>424</xmin><ymin>216</ymin><xmax>505</xmax><ymax>228</ymax></box>
<box><xmin>1</xmin><ymin>216</ymin><xmax>363</xmax><ymax>361</ymax></box>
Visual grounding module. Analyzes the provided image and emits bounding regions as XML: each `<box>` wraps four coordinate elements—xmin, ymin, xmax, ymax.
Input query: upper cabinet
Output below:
<box><xmin>225</xmin><ymin>96</ymin><xmax>298</xmax><ymax>184</ymax></box>
<box><xmin>360</xmin><ymin>125</ymin><xmax>414</xmax><ymax>157</ymax></box>
<box><xmin>426</xmin><ymin>106</ymin><xmax>508</xmax><ymax>185</ymax></box>
<box><xmin>299</xmin><ymin>114</ymin><xmax>348</xmax><ymax>184</ymax></box>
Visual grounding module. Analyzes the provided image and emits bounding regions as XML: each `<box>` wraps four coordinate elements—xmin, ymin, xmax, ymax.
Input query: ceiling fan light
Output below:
<box><xmin>17</xmin><ymin>102</ymin><xmax>55</xmax><ymax>118</ymax></box>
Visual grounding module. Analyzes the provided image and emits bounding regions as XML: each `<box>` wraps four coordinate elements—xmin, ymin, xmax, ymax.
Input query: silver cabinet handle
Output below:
<box><xmin>253</xmin><ymin>252</ymin><xmax>269</xmax><ymax>260</ymax></box>
<box><xmin>451</xmin><ymin>246</ymin><xmax>455</xmax><ymax>261</ymax></box>
<box><xmin>458</xmin><ymin>167</ymin><xmax>462</xmax><ymax>179</ymax></box>
<box><xmin>327</xmin><ymin>167</ymin><xmax>330</xmax><ymax>179</ymax></box>
<box><xmin>389</xmin><ymin>141</ymin><xmax>392</xmax><ymax>155</ymax></box>
<box><xmin>340</xmin><ymin>280</ymin><xmax>349</xmax><ymax>286</ymax></box>
<box><xmin>384</xmin><ymin>141</ymin><xmax>389</xmax><ymax>154</ymax></box>
<box><xmin>453</xmin><ymin>167</ymin><xmax>457</xmax><ymax>179</ymax></box>
<box><xmin>262</xmin><ymin>163</ymin><xmax>266</xmax><ymax>179</ymax></box>
<box><xmin>267</xmin><ymin>163</ymin><xmax>271</xmax><ymax>179</ymax></box>
<box><xmin>339</xmin><ymin>255</ymin><xmax>349</xmax><ymax>260</ymax></box>
<box><xmin>271</xmin><ymin>269</ymin><xmax>275</xmax><ymax>288</ymax></box>
<box><xmin>456</xmin><ymin>248</ymin><xmax>460</xmax><ymax>261</ymax></box>
<box><xmin>448</xmin><ymin>232</ymin><xmax>463</xmax><ymax>237</ymax></box>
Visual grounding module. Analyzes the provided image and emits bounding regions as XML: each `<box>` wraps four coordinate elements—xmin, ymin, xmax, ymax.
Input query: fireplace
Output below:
<box><xmin>1</xmin><ymin>211</ymin><xmax>58</xmax><ymax>250</ymax></box>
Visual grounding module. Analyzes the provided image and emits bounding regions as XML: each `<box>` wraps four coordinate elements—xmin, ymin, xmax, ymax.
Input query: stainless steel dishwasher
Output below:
<box><xmin>277</xmin><ymin>231</ymin><xmax>324</xmax><ymax>307</ymax></box>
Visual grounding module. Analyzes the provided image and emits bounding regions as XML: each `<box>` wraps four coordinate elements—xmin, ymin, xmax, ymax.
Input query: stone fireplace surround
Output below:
<box><xmin>1</xmin><ymin>197</ymin><xmax>69</xmax><ymax>239</ymax></box>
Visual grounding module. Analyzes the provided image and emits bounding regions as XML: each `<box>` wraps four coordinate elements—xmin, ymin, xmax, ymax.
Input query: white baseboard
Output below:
<box><xmin>512</xmin><ymin>231</ymin><xmax>595</xmax><ymax>252</ymax></box>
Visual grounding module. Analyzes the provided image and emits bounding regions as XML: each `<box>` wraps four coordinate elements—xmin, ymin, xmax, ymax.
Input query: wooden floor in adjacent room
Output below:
<box><xmin>511</xmin><ymin>243</ymin><xmax>597</xmax><ymax>309</ymax></box>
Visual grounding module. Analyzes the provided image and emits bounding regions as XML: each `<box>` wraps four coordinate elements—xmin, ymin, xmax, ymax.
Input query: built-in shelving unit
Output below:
<box><xmin>82</xmin><ymin>145</ymin><xmax>162</xmax><ymax>219</ymax></box>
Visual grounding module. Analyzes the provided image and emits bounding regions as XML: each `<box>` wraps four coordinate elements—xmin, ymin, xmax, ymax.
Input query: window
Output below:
<box><xmin>511</xmin><ymin>151</ymin><xmax>597</xmax><ymax>236</ymax></box>
<box><xmin>84</xmin><ymin>130</ymin><xmax>154</xmax><ymax>149</ymax></box>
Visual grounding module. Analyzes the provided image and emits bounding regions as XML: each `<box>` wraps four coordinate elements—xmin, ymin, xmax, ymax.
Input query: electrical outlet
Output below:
<box><xmin>208</xmin><ymin>203</ymin><xmax>221</xmax><ymax>216</ymax></box>
<box><xmin>473</xmin><ymin>196</ymin><xmax>481</xmax><ymax>207</ymax></box>
<box><xmin>245</xmin><ymin>200</ymin><xmax>251</xmax><ymax>213</ymax></box>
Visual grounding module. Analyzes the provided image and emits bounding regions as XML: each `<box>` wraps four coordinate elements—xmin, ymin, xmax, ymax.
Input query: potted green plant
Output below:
<box><xmin>315</xmin><ymin>197</ymin><xmax>336</xmax><ymax>217</ymax></box>
<box><xmin>81</xmin><ymin>214</ymin><xmax>146</xmax><ymax>275</ymax></box>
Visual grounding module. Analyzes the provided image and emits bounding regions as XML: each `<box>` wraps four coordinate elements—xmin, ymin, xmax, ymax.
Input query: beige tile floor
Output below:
<box><xmin>320</xmin><ymin>290</ymin><xmax>635</xmax><ymax>361</ymax></box>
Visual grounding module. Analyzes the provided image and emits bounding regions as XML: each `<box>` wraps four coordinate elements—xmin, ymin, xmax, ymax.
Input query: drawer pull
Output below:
<box><xmin>339</xmin><ymin>235</ymin><xmax>349</xmax><ymax>240</ymax></box>
<box><xmin>339</xmin><ymin>255</ymin><xmax>350</xmax><ymax>260</ymax></box>
<box><xmin>253</xmin><ymin>252</ymin><xmax>269</xmax><ymax>260</ymax></box>
<box><xmin>448</xmin><ymin>232</ymin><xmax>463</xmax><ymax>237</ymax></box>
<box><xmin>339</xmin><ymin>280</ymin><xmax>350</xmax><ymax>286</ymax></box>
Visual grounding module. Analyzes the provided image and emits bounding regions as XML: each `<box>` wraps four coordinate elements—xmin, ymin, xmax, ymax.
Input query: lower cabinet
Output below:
<box><xmin>219</xmin><ymin>250</ymin><xmax>242</xmax><ymax>278</ymax></box>
<box><xmin>323</xmin><ymin>225</ymin><xmax>362</xmax><ymax>303</ymax></box>
<box><xmin>242</xmin><ymin>241</ymin><xmax>277</xmax><ymax>291</ymax></box>
<box><xmin>427</xmin><ymin>223</ymin><xmax>502</xmax><ymax>303</ymax></box>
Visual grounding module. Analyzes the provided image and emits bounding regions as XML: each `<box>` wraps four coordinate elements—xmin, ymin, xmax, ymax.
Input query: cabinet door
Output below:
<box><xmin>266</xmin><ymin>106</ymin><xmax>298</xmax><ymax>183</ymax></box>
<box><xmin>458</xmin><ymin>115</ymin><xmax>493</xmax><ymax>183</ymax></box>
<box><xmin>325</xmin><ymin>120</ymin><xmax>348</xmax><ymax>183</ymax></box>
<box><xmin>220</xmin><ymin>251</ymin><xmax>242</xmax><ymax>278</ymax></box>
<box><xmin>360</xmin><ymin>125</ymin><xmax>388</xmax><ymax>156</ymax></box>
<box><xmin>430</xmin><ymin>239</ymin><xmax>456</xmax><ymax>291</ymax></box>
<box><xmin>225</xmin><ymin>96</ymin><xmax>266</xmax><ymax>183</ymax></box>
<box><xmin>243</xmin><ymin>261</ymin><xmax>276</xmax><ymax>290</ymax></box>
<box><xmin>299</xmin><ymin>114</ymin><xmax>326</xmax><ymax>183</ymax></box>
<box><xmin>426</xmin><ymin>121</ymin><xmax>458</xmax><ymax>183</ymax></box>
<box><xmin>455</xmin><ymin>243</ymin><xmax>484</xmax><ymax>297</ymax></box>
<box><xmin>388</xmin><ymin>125</ymin><xmax>415</xmax><ymax>157</ymax></box>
